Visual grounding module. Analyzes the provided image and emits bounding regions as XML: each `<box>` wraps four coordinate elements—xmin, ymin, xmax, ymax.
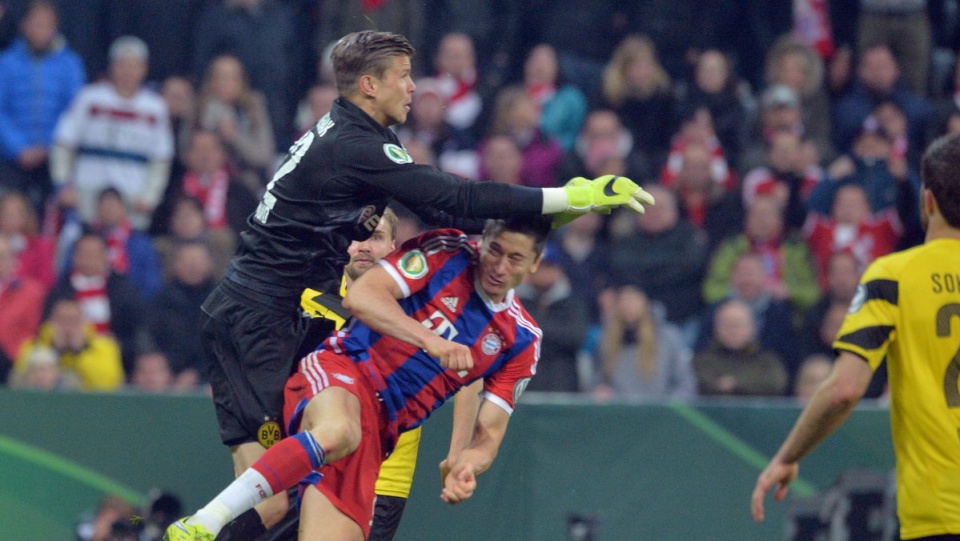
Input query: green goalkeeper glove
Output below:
<box><xmin>551</xmin><ymin>177</ymin><xmax>609</xmax><ymax>229</ymax></box>
<box><xmin>562</xmin><ymin>175</ymin><xmax>655</xmax><ymax>214</ymax></box>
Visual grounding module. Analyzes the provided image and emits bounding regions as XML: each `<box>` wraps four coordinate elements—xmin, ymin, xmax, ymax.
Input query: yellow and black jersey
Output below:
<box><xmin>834</xmin><ymin>238</ymin><xmax>960</xmax><ymax>539</ymax></box>
<box><xmin>301</xmin><ymin>282</ymin><xmax>421</xmax><ymax>499</ymax></box>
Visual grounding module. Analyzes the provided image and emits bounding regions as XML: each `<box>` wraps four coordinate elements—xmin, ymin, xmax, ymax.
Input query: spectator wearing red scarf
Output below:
<box><xmin>703</xmin><ymin>195</ymin><xmax>820</xmax><ymax>315</ymax></box>
<box><xmin>44</xmin><ymin>231</ymin><xmax>144</xmax><ymax>375</ymax></box>
<box><xmin>0</xmin><ymin>236</ymin><xmax>45</xmax><ymax>382</ymax></box>
<box><xmin>178</xmin><ymin>130</ymin><xmax>259</xmax><ymax>235</ymax></box>
<box><xmin>81</xmin><ymin>188</ymin><xmax>163</xmax><ymax>300</ymax></box>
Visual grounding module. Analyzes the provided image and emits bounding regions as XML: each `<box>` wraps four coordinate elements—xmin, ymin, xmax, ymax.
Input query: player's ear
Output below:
<box><xmin>923</xmin><ymin>188</ymin><xmax>938</xmax><ymax>217</ymax></box>
<box><xmin>358</xmin><ymin>74</ymin><xmax>378</xmax><ymax>98</ymax></box>
<box><xmin>528</xmin><ymin>252</ymin><xmax>544</xmax><ymax>274</ymax></box>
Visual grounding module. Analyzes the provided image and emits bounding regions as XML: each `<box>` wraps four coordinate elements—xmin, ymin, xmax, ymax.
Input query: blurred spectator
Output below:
<box><xmin>930</xmin><ymin>58</ymin><xmax>960</xmax><ymax>140</ymax></box>
<box><xmin>799</xmin><ymin>251</ymin><xmax>861</xmax><ymax>351</ymax></box>
<box><xmin>741</xmin><ymin>128</ymin><xmax>820</xmax><ymax>230</ymax></box>
<box><xmin>479</xmin><ymin>135</ymin><xmax>522</xmax><ymax>185</ymax></box>
<box><xmin>523</xmin><ymin>43</ymin><xmax>587</xmax><ymax>151</ymax></box>
<box><xmin>396</xmin><ymin>77</ymin><xmax>477</xmax><ymax>178</ymax></box>
<box><xmin>195</xmin><ymin>54</ymin><xmax>275</xmax><ymax>196</ymax></box>
<box><xmin>696</xmin><ymin>253</ymin><xmax>800</xmax><ymax>380</ymax></box>
<box><xmin>18</xmin><ymin>298</ymin><xmax>123</xmax><ymax>391</ymax></box>
<box><xmin>559</xmin><ymin>109</ymin><xmax>649</xmax><ymax>184</ymax></box>
<box><xmin>0</xmin><ymin>235</ymin><xmax>45</xmax><ymax>382</ymax></box>
<box><xmin>147</xmin><ymin>240</ymin><xmax>216</xmax><ymax>389</ymax></box>
<box><xmin>51</xmin><ymin>35</ymin><xmax>173</xmax><ymax>229</ymax></box>
<box><xmin>872</xmin><ymin>98</ymin><xmax>921</xmax><ymax>166</ymax></box>
<box><xmin>433</xmin><ymin>32</ymin><xmax>482</xmax><ymax>133</ymax></box>
<box><xmin>139</xmin><ymin>491</ymin><xmax>183</xmax><ymax>541</ymax></box>
<box><xmin>552</xmin><ymin>212</ymin><xmax>606</xmax><ymax>321</ymax></box>
<box><xmin>791</xmin><ymin>0</ymin><xmax>836</xmax><ymax>60</ymax></box>
<box><xmin>703</xmin><ymin>195</ymin><xmax>820</xmax><ymax>314</ymax></box>
<box><xmin>293</xmin><ymin>82</ymin><xmax>337</xmax><ymax>137</ymax></box>
<box><xmin>516</xmin><ymin>245</ymin><xmax>589</xmax><ymax>392</ymax></box>
<box><xmin>420</xmin><ymin>0</ymin><xmax>522</xmax><ymax>91</ymax></box>
<box><xmin>128</xmin><ymin>350</ymin><xmax>173</xmax><ymax>393</ymax></box>
<box><xmin>171</xmin><ymin>129</ymin><xmax>259</xmax><ymax>235</ymax></box>
<box><xmin>534</xmin><ymin>0</ymin><xmax>630</xmax><ymax>105</ymax></box>
<box><xmin>693</xmin><ymin>299</ymin><xmax>788</xmax><ymax>396</ymax></box>
<box><xmin>832</xmin><ymin>43</ymin><xmax>932</xmax><ymax>154</ymax></box>
<box><xmin>793</xmin><ymin>352</ymin><xmax>832</xmax><ymax>401</ymax></box>
<box><xmin>159</xmin><ymin>74</ymin><xmax>195</xmax><ymax>182</ymax></box>
<box><xmin>592</xmin><ymin>285</ymin><xmax>695</xmax><ymax>401</ymax></box>
<box><xmin>482</xmin><ymin>85</ymin><xmax>562</xmax><ymax>187</ymax></box>
<box><xmin>660</xmin><ymin>106</ymin><xmax>735</xmax><ymax>190</ymax></box>
<box><xmin>741</xmin><ymin>84</ymin><xmax>805</xmax><ymax>173</ymax></box>
<box><xmin>193</xmin><ymin>0</ymin><xmax>301</xmax><ymax>151</ymax></box>
<box><xmin>401</xmin><ymin>138</ymin><xmax>436</xmax><ymax>167</ymax></box>
<box><xmin>676</xmin><ymin>49</ymin><xmax>749</xmax><ymax>166</ymax></box>
<box><xmin>0</xmin><ymin>0</ymin><xmax>84</xmax><ymax>210</ymax></box>
<box><xmin>764</xmin><ymin>36</ymin><xmax>832</xmax><ymax>154</ymax></box>
<box><xmin>76</xmin><ymin>494</ymin><xmax>139</xmax><ymax>541</ymax></box>
<box><xmin>799</xmin><ymin>294</ymin><xmax>888</xmax><ymax>399</ymax></box>
<box><xmin>7</xmin><ymin>344</ymin><xmax>77</xmax><ymax>390</ymax></box>
<box><xmin>108</xmin><ymin>0</ymin><xmax>204</xmax><ymax>84</ymax></box>
<box><xmin>602</xmin><ymin>34</ymin><xmax>675</xmax><ymax>166</ymax></box>
<box><xmin>317</xmin><ymin>0</ymin><xmax>423</xmax><ymax>76</ymax></box>
<box><xmin>856</xmin><ymin>0</ymin><xmax>931</xmax><ymax>96</ymax></box>
<box><xmin>807</xmin><ymin>296</ymin><xmax>848</xmax><ymax>353</ymax></box>
<box><xmin>604</xmin><ymin>185</ymin><xmax>707</xmax><ymax>345</ymax></box>
<box><xmin>0</xmin><ymin>190</ymin><xmax>55</xmax><ymax>289</ymax></box>
<box><xmin>809</xmin><ymin>114</ymin><xmax>922</xmax><ymax>246</ymax></box>
<box><xmin>672</xmin><ymin>142</ymin><xmax>744</xmax><ymax>252</ymax></box>
<box><xmin>81</xmin><ymin>187</ymin><xmax>163</xmax><ymax>300</ymax></box>
<box><xmin>44</xmin><ymin>231</ymin><xmax>143</xmax><ymax>374</ymax></box>
<box><xmin>153</xmin><ymin>195</ymin><xmax>235</xmax><ymax>281</ymax></box>
<box><xmin>803</xmin><ymin>183</ymin><xmax>901</xmax><ymax>286</ymax></box>
<box><xmin>826</xmin><ymin>44</ymin><xmax>855</xmax><ymax>100</ymax></box>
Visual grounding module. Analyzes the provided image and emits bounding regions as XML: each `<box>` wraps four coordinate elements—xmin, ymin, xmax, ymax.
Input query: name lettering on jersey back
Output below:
<box><xmin>932</xmin><ymin>273</ymin><xmax>960</xmax><ymax>294</ymax></box>
<box><xmin>316</xmin><ymin>114</ymin><xmax>334</xmax><ymax>137</ymax></box>
<box><xmin>255</xmin><ymin>129</ymin><xmax>318</xmax><ymax>224</ymax></box>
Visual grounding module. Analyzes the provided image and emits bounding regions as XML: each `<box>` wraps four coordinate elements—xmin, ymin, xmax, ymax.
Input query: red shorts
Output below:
<box><xmin>283</xmin><ymin>351</ymin><xmax>394</xmax><ymax>538</ymax></box>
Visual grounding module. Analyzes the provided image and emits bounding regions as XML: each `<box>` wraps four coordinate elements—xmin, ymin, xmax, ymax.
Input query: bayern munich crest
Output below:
<box><xmin>480</xmin><ymin>332</ymin><xmax>503</xmax><ymax>355</ymax></box>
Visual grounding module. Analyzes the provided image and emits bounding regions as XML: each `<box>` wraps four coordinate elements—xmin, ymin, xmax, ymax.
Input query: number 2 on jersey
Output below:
<box><xmin>254</xmin><ymin>115</ymin><xmax>334</xmax><ymax>224</ymax></box>
<box><xmin>938</xmin><ymin>303</ymin><xmax>960</xmax><ymax>408</ymax></box>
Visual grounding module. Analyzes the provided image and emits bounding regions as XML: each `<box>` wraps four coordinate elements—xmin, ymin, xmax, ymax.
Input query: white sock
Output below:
<box><xmin>187</xmin><ymin>469</ymin><xmax>275</xmax><ymax>535</ymax></box>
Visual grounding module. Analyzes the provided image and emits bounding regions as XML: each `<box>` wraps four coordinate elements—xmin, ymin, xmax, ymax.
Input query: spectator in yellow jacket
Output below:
<box><xmin>17</xmin><ymin>298</ymin><xmax>123</xmax><ymax>391</ymax></box>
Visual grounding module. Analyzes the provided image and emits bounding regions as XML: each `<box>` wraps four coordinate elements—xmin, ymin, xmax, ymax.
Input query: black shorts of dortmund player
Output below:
<box><xmin>201</xmin><ymin>281</ymin><xmax>308</xmax><ymax>447</ymax></box>
<box><xmin>369</xmin><ymin>495</ymin><xmax>408</xmax><ymax>541</ymax></box>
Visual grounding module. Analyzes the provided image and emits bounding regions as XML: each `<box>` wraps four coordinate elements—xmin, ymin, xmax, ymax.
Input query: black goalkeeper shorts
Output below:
<box><xmin>201</xmin><ymin>282</ymin><xmax>307</xmax><ymax>447</ymax></box>
<box><xmin>369</xmin><ymin>495</ymin><xmax>408</xmax><ymax>541</ymax></box>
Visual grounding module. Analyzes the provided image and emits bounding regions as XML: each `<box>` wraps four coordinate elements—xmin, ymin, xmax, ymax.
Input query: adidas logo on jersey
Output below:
<box><xmin>441</xmin><ymin>297</ymin><xmax>459</xmax><ymax>312</ymax></box>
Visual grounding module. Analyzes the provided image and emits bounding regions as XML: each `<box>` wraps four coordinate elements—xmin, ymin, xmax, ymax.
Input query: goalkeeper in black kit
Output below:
<box><xmin>194</xmin><ymin>30</ymin><xmax>654</xmax><ymax>540</ymax></box>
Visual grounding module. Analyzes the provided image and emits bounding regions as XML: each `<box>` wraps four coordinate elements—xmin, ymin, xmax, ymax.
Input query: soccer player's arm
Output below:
<box><xmin>337</xmin><ymin>134</ymin><xmax>652</xmax><ymax>221</ymax></box>
<box><xmin>342</xmin><ymin>232</ymin><xmax>473</xmax><ymax>371</ymax></box>
<box><xmin>440</xmin><ymin>379</ymin><xmax>484</xmax><ymax>485</ymax></box>
<box><xmin>752</xmin><ymin>261</ymin><xmax>896</xmax><ymax>522</ymax></box>
<box><xmin>440</xmin><ymin>396</ymin><xmax>511</xmax><ymax>505</ymax></box>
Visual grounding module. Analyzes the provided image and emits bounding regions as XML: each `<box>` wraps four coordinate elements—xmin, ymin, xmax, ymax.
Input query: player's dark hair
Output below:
<box><xmin>331</xmin><ymin>31</ymin><xmax>415</xmax><ymax>96</ymax></box>
<box><xmin>483</xmin><ymin>216</ymin><xmax>553</xmax><ymax>256</ymax></box>
<box><xmin>921</xmin><ymin>133</ymin><xmax>960</xmax><ymax>228</ymax></box>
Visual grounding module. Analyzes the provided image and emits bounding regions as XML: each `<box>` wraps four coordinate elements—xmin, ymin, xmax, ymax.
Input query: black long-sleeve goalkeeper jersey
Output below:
<box><xmin>227</xmin><ymin>97</ymin><xmax>544</xmax><ymax>297</ymax></box>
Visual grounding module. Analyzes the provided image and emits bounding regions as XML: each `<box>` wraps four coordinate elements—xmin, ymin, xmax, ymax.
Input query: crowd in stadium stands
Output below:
<box><xmin>2</xmin><ymin>0</ymin><xmax>958</xmax><ymax>408</ymax></box>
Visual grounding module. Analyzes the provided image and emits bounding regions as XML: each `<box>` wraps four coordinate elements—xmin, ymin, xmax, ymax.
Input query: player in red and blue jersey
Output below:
<box><xmin>166</xmin><ymin>216</ymin><xmax>549</xmax><ymax>541</ymax></box>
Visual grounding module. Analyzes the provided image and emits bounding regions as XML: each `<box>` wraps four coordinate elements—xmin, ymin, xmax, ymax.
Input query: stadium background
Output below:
<box><xmin>0</xmin><ymin>0</ymin><xmax>942</xmax><ymax>538</ymax></box>
<box><xmin>0</xmin><ymin>389</ymin><xmax>894</xmax><ymax>540</ymax></box>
